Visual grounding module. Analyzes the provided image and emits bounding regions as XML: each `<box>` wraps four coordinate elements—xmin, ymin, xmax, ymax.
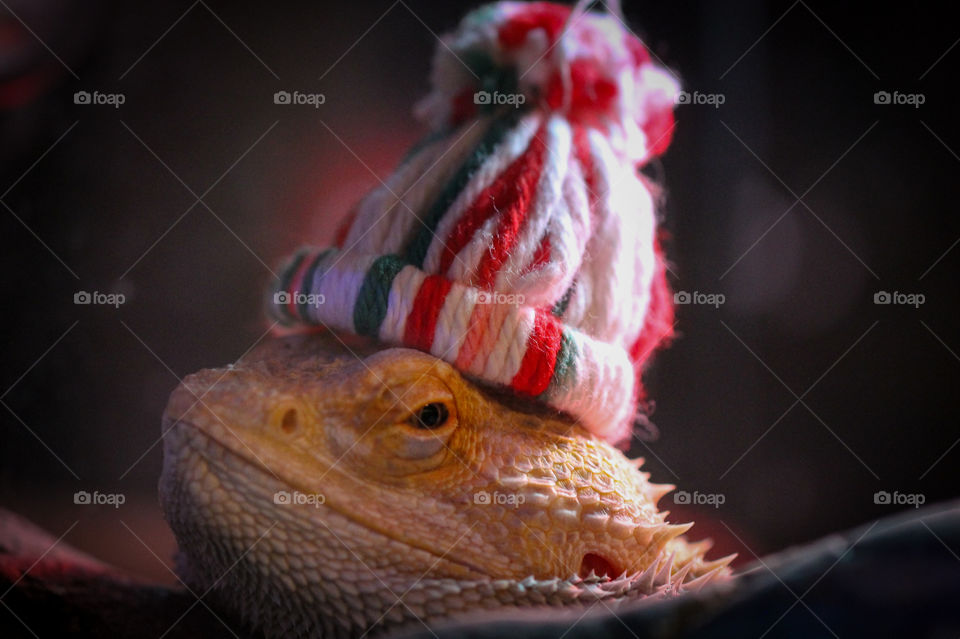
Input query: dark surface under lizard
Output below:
<box><xmin>2</xmin><ymin>500</ymin><xmax>958</xmax><ymax>638</ymax></box>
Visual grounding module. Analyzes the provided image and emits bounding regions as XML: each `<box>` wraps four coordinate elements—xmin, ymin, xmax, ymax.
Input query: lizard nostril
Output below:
<box><xmin>280</xmin><ymin>408</ymin><xmax>299</xmax><ymax>434</ymax></box>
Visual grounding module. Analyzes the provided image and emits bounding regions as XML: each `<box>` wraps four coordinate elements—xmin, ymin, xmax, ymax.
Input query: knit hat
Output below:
<box><xmin>269</xmin><ymin>1</ymin><xmax>679</xmax><ymax>445</ymax></box>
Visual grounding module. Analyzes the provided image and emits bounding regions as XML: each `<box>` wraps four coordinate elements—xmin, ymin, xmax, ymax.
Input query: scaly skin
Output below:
<box><xmin>159</xmin><ymin>332</ymin><xmax>732</xmax><ymax>638</ymax></box>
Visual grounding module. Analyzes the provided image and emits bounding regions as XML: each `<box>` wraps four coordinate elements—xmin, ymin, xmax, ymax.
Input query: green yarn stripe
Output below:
<box><xmin>551</xmin><ymin>281</ymin><xmax>576</xmax><ymax>318</ymax></box>
<box><xmin>273</xmin><ymin>248</ymin><xmax>310</xmax><ymax>324</ymax></box>
<box><xmin>297</xmin><ymin>248</ymin><xmax>333</xmax><ymax>320</ymax></box>
<box><xmin>352</xmin><ymin>255</ymin><xmax>408</xmax><ymax>338</ymax></box>
<box><xmin>403</xmin><ymin>111</ymin><xmax>520</xmax><ymax>269</ymax></box>
<box><xmin>541</xmin><ymin>329</ymin><xmax>578</xmax><ymax>401</ymax></box>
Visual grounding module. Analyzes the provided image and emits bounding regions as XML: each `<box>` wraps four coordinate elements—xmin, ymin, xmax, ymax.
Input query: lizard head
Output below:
<box><xmin>160</xmin><ymin>332</ymin><xmax>730</xmax><ymax>637</ymax></box>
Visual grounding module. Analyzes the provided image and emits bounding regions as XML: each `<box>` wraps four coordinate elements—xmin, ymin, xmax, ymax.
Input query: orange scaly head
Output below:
<box><xmin>160</xmin><ymin>332</ymin><xmax>731</xmax><ymax>638</ymax></box>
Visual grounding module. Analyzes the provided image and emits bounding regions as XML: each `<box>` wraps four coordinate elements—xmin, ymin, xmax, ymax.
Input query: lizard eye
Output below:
<box><xmin>409</xmin><ymin>402</ymin><xmax>449</xmax><ymax>430</ymax></box>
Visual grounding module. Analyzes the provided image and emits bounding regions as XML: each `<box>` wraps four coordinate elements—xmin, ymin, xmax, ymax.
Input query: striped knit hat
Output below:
<box><xmin>269</xmin><ymin>1</ymin><xmax>679</xmax><ymax>445</ymax></box>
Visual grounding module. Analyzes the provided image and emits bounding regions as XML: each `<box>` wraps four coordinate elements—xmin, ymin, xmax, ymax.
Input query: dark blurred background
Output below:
<box><xmin>0</xmin><ymin>0</ymin><xmax>957</xmax><ymax>584</ymax></box>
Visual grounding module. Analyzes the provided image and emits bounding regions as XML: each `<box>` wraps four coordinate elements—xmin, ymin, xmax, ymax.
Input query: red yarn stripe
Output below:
<box><xmin>403</xmin><ymin>274</ymin><xmax>454</xmax><ymax>352</ymax></box>
<box><xmin>497</xmin><ymin>3</ymin><xmax>571</xmax><ymax>49</ymax></box>
<box><xmin>642</xmin><ymin>108</ymin><xmax>676</xmax><ymax>159</ymax></box>
<box><xmin>438</xmin><ymin>124</ymin><xmax>548</xmax><ymax>280</ymax></box>
<box><xmin>545</xmin><ymin>60</ymin><xmax>619</xmax><ymax>119</ymax></box>
<box><xmin>625</xmin><ymin>37</ymin><xmax>651</xmax><ymax>67</ymax></box>
<box><xmin>511</xmin><ymin>309</ymin><xmax>563</xmax><ymax>396</ymax></box>
<box><xmin>472</xmin><ymin>130</ymin><xmax>549</xmax><ymax>289</ymax></box>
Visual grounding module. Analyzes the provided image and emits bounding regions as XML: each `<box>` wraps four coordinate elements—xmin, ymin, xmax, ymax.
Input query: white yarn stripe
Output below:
<box><xmin>480</xmin><ymin>303</ymin><xmax>533</xmax><ymax>386</ymax></box>
<box><xmin>546</xmin><ymin>152</ymin><xmax>593</xmax><ymax>290</ymax></box>
<box><xmin>430</xmin><ymin>281</ymin><xmax>477</xmax><ymax>360</ymax></box>
<box><xmin>304</xmin><ymin>252</ymin><xmax>331</xmax><ymax>325</ymax></box>
<box><xmin>492</xmin><ymin>115</ymin><xmax>571</xmax><ymax>294</ymax></box>
<box><xmin>605</xmin><ymin>146</ymin><xmax>656</xmax><ymax>346</ymax></box>
<box><xmin>554</xmin><ymin>333</ymin><xmax>635</xmax><ymax>442</ymax></box>
<box><xmin>582</xmin><ymin>137</ymin><xmax>634</xmax><ymax>343</ymax></box>
<box><xmin>453</xmin><ymin>208</ymin><xmax>501</xmax><ymax>288</ymax></box>
<box><xmin>623</xmin><ymin>173</ymin><xmax>657</xmax><ymax>346</ymax></box>
<box><xmin>450</xmin><ymin>116</ymin><xmax>562</xmax><ymax>288</ymax></box>
<box><xmin>504</xmin><ymin>131</ymin><xmax>592</xmax><ymax>307</ymax></box>
<box><xmin>425</xmin><ymin>112</ymin><xmax>543</xmax><ymax>279</ymax></box>
<box><xmin>557</xmin><ymin>130</ymin><xmax>606</xmax><ymax>330</ymax></box>
<box><xmin>345</xmin><ymin>133</ymin><xmax>449</xmax><ymax>255</ymax></box>
<box><xmin>455</xmin><ymin>117</ymin><xmax>563</xmax><ymax>291</ymax></box>
<box><xmin>381</xmin><ymin>265</ymin><xmax>427</xmax><ymax>343</ymax></box>
<box><xmin>380</xmin><ymin>119</ymin><xmax>494</xmax><ymax>256</ymax></box>
<box><xmin>306</xmin><ymin>252</ymin><xmax>377</xmax><ymax>332</ymax></box>
<box><xmin>560</xmin><ymin>129</ymin><xmax>655</xmax><ymax>347</ymax></box>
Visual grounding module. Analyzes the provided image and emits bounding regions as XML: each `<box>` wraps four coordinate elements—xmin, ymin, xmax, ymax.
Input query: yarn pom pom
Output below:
<box><xmin>415</xmin><ymin>1</ymin><xmax>680</xmax><ymax>164</ymax></box>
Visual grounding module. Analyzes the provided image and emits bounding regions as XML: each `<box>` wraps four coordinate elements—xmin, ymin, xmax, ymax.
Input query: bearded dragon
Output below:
<box><xmin>159</xmin><ymin>332</ymin><xmax>732</xmax><ymax>638</ymax></box>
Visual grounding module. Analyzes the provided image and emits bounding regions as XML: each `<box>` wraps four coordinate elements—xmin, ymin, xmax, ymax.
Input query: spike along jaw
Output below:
<box><xmin>459</xmin><ymin>417</ymin><xmax>734</xmax><ymax>591</ymax></box>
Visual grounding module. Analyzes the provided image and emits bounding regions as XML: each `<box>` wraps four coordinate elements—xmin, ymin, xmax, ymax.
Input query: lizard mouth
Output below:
<box><xmin>579</xmin><ymin>553</ymin><xmax>621</xmax><ymax>579</ymax></box>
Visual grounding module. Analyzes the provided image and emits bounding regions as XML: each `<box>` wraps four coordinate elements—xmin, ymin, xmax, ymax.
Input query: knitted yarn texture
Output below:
<box><xmin>269</xmin><ymin>1</ymin><xmax>680</xmax><ymax>445</ymax></box>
